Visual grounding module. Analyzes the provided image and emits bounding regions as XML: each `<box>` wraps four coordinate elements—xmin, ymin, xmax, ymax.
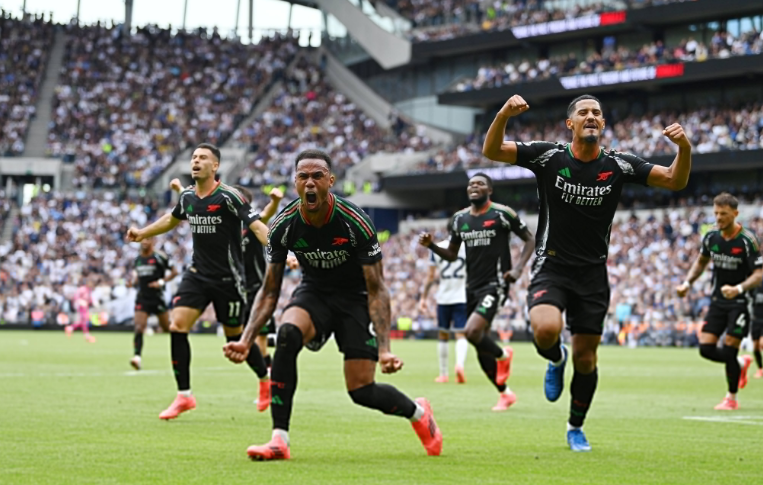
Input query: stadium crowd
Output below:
<box><xmin>0</xmin><ymin>11</ymin><xmax>54</xmax><ymax>156</ymax></box>
<box><xmin>232</xmin><ymin>57</ymin><xmax>430</xmax><ymax>187</ymax></box>
<box><xmin>3</xmin><ymin>187</ymin><xmax>761</xmax><ymax>348</ymax></box>
<box><xmin>452</xmin><ymin>28</ymin><xmax>763</xmax><ymax>91</ymax></box>
<box><xmin>46</xmin><ymin>23</ymin><xmax>299</xmax><ymax>188</ymax></box>
<box><xmin>416</xmin><ymin>103</ymin><xmax>763</xmax><ymax>174</ymax></box>
<box><xmin>380</xmin><ymin>0</ymin><xmax>688</xmax><ymax>42</ymax></box>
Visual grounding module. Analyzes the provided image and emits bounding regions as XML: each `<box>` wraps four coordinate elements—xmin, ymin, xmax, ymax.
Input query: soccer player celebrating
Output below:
<box><xmin>419</xmin><ymin>173</ymin><xmax>534</xmax><ymax>411</ymax></box>
<box><xmin>676</xmin><ymin>193</ymin><xmax>761</xmax><ymax>409</ymax></box>
<box><xmin>129</xmin><ymin>239</ymin><xmax>178</xmax><ymax>370</ymax></box>
<box><xmin>126</xmin><ymin>143</ymin><xmax>280</xmax><ymax>420</ymax></box>
<box><xmin>419</xmin><ymin>238</ymin><xmax>469</xmax><ymax>383</ymax></box>
<box><xmin>751</xmin><ymin>286</ymin><xmax>763</xmax><ymax>379</ymax></box>
<box><xmin>168</xmin><ymin>178</ymin><xmax>284</xmax><ymax>412</ymax></box>
<box><xmin>482</xmin><ymin>94</ymin><xmax>692</xmax><ymax>451</ymax></box>
<box><xmin>223</xmin><ymin>149</ymin><xmax>442</xmax><ymax>460</ymax></box>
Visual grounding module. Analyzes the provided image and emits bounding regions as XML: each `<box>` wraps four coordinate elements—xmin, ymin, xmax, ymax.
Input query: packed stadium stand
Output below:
<box><xmin>231</xmin><ymin>56</ymin><xmax>431</xmax><ymax>187</ymax></box>
<box><xmin>46</xmin><ymin>24</ymin><xmax>299</xmax><ymax>188</ymax></box>
<box><xmin>0</xmin><ymin>12</ymin><xmax>54</xmax><ymax>156</ymax></box>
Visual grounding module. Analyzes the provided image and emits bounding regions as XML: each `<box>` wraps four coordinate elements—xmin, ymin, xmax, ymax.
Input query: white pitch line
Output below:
<box><xmin>683</xmin><ymin>416</ymin><xmax>763</xmax><ymax>426</ymax></box>
<box><xmin>0</xmin><ymin>366</ymin><xmax>235</xmax><ymax>378</ymax></box>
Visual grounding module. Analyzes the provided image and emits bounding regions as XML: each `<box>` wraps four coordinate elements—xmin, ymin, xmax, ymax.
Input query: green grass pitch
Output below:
<box><xmin>1</xmin><ymin>331</ymin><xmax>762</xmax><ymax>484</ymax></box>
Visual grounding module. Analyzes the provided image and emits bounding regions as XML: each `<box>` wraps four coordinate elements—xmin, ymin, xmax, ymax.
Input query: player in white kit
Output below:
<box><xmin>419</xmin><ymin>240</ymin><xmax>469</xmax><ymax>383</ymax></box>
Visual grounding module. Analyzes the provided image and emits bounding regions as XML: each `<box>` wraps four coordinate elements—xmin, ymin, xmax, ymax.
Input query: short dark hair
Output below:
<box><xmin>196</xmin><ymin>143</ymin><xmax>221</xmax><ymax>162</ymax></box>
<box><xmin>295</xmin><ymin>149</ymin><xmax>332</xmax><ymax>171</ymax></box>
<box><xmin>233</xmin><ymin>184</ymin><xmax>253</xmax><ymax>204</ymax></box>
<box><xmin>470</xmin><ymin>172</ymin><xmax>493</xmax><ymax>190</ymax></box>
<box><xmin>567</xmin><ymin>95</ymin><xmax>603</xmax><ymax>117</ymax></box>
<box><xmin>713</xmin><ymin>192</ymin><xmax>738</xmax><ymax>209</ymax></box>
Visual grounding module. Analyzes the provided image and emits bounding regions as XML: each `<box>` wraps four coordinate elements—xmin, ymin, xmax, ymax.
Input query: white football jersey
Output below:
<box><xmin>430</xmin><ymin>240</ymin><xmax>467</xmax><ymax>305</ymax></box>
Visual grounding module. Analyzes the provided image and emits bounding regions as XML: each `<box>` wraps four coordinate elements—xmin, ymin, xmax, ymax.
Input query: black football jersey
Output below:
<box><xmin>268</xmin><ymin>194</ymin><xmax>382</xmax><ymax>294</ymax></box>
<box><xmin>515</xmin><ymin>141</ymin><xmax>654</xmax><ymax>266</ymax></box>
<box><xmin>752</xmin><ymin>286</ymin><xmax>763</xmax><ymax>319</ymax></box>
<box><xmin>449</xmin><ymin>203</ymin><xmax>527</xmax><ymax>290</ymax></box>
<box><xmin>134</xmin><ymin>251</ymin><xmax>172</xmax><ymax>300</ymax></box>
<box><xmin>171</xmin><ymin>181</ymin><xmax>260</xmax><ymax>284</ymax></box>
<box><xmin>701</xmin><ymin>226</ymin><xmax>762</xmax><ymax>304</ymax></box>
<box><xmin>242</xmin><ymin>226</ymin><xmax>267</xmax><ymax>291</ymax></box>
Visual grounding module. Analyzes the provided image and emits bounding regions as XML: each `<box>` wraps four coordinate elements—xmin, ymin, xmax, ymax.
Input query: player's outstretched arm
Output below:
<box><xmin>125</xmin><ymin>212</ymin><xmax>181</xmax><ymax>242</ymax></box>
<box><xmin>249</xmin><ymin>220</ymin><xmax>270</xmax><ymax>246</ymax></box>
<box><xmin>647</xmin><ymin>123</ymin><xmax>692</xmax><ymax>191</ymax></box>
<box><xmin>259</xmin><ymin>187</ymin><xmax>284</xmax><ymax>224</ymax></box>
<box><xmin>224</xmin><ymin>262</ymin><xmax>285</xmax><ymax>363</ymax></box>
<box><xmin>505</xmin><ymin>227</ymin><xmax>535</xmax><ymax>283</ymax></box>
<box><xmin>482</xmin><ymin>95</ymin><xmax>530</xmax><ymax>164</ymax></box>
<box><xmin>676</xmin><ymin>254</ymin><xmax>710</xmax><ymax>297</ymax></box>
<box><xmin>419</xmin><ymin>233</ymin><xmax>460</xmax><ymax>261</ymax></box>
<box><xmin>363</xmin><ymin>261</ymin><xmax>403</xmax><ymax>374</ymax></box>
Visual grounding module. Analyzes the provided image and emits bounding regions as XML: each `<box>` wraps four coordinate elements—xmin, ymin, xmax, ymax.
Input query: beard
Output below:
<box><xmin>583</xmin><ymin>134</ymin><xmax>599</xmax><ymax>143</ymax></box>
<box><xmin>470</xmin><ymin>194</ymin><xmax>489</xmax><ymax>207</ymax></box>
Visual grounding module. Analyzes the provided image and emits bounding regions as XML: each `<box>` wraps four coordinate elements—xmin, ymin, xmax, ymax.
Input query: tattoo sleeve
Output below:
<box><xmin>363</xmin><ymin>261</ymin><xmax>392</xmax><ymax>352</ymax></box>
<box><xmin>241</xmin><ymin>262</ymin><xmax>285</xmax><ymax>346</ymax></box>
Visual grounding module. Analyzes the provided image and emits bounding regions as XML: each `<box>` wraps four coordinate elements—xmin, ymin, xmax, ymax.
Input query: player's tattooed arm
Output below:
<box><xmin>126</xmin><ymin>212</ymin><xmax>181</xmax><ymax>242</ymax></box>
<box><xmin>482</xmin><ymin>95</ymin><xmax>529</xmax><ymax>164</ymax></box>
<box><xmin>225</xmin><ymin>262</ymin><xmax>285</xmax><ymax>363</ymax></box>
<box><xmin>419</xmin><ymin>265</ymin><xmax>437</xmax><ymax>313</ymax></box>
<box><xmin>676</xmin><ymin>254</ymin><xmax>710</xmax><ymax>297</ymax></box>
<box><xmin>363</xmin><ymin>261</ymin><xmax>392</xmax><ymax>352</ymax></box>
<box><xmin>505</xmin><ymin>227</ymin><xmax>535</xmax><ymax>283</ymax></box>
<box><xmin>364</xmin><ymin>261</ymin><xmax>404</xmax><ymax>373</ymax></box>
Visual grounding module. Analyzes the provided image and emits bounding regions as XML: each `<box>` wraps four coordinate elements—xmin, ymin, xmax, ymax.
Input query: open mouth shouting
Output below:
<box><xmin>304</xmin><ymin>191</ymin><xmax>318</xmax><ymax>210</ymax></box>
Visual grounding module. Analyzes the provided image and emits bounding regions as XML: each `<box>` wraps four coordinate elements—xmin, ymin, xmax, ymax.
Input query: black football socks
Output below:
<box><xmin>348</xmin><ymin>383</ymin><xmax>417</xmax><ymax>419</ymax></box>
<box><xmin>270</xmin><ymin>324</ymin><xmax>303</xmax><ymax>431</ymax></box>
<box><xmin>170</xmin><ymin>331</ymin><xmax>191</xmax><ymax>391</ymax></box>
<box><xmin>134</xmin><ymin>332</ymin><xmax>143</xmax><ymax>357</ymax></box>
<box><xmin>569</xmin><ymin>367</ymin><xmax>598</xmax><ymax>428</ymax></box>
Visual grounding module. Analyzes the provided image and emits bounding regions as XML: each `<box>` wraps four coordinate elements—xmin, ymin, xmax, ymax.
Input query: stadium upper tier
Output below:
<box><xmin>450</xmin><ymin>28</ymin><xmax>762</xmax><ymax>92</ymax></box>
<box><xmin>0</xmin><ymin>13</ymin><xmax>54</xmax><ymax>156</ymax></box>
<box><xmin>382</xmin><ymin>0</ymin><xmax>686</xmax><ymax>43</ymax></box>
<box><xmin>231</xmin><ymin>56</ymin><xmax>431</xmax><ymax>187</ymax></box>
<box><xmin>2</xmin><ymin>191</ymin><xmax>760</xmax><ymax>331</ymax></box>
<box><xmin>410</xmin><ymin>103</ymin><xmax>763</xmax><ymax>174</ymax></box>
<box><xmin>45</xmin><ymin>24</ymin><xmax>299</xmax><ymax>188</ymax></box>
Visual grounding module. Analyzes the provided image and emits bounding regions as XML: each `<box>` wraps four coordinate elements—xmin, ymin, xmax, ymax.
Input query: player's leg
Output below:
<box><xmin>567</xmin><ymin>332</ymin><xmax>599</xmax><ymax>451</ymax></box>
<box><xmin>158</xmin><ymin>305</ymin><xmax>201</xmax><ymax>419</ymax></box>
<box><xmin>338</xmin><ymin>295</ymin><xmax>441</xmax><ymax>456</ymax></box>
<box><xmin>156</xmin><ymin>310</ymin><xmax>171</xmax><ymax>333</ymax></box>
<box><xmin>464</xmin><ymin>288</ymin><xmax>513</xmax><ymax>398</ymax></box>
<box><xmin>131</xmin><ymin>309</ymin><xmax>149</xmax><ymax>370</ymax></box>
<box><xmin>751</xmin><ymin>320</ymin><xmax>763</xmax><ymax>378</ymax></box>
<box><xmin>452</xmin><ymin>303</ymin><xmax>468</xmax><ymax>383</ymax></box>
<box><xmin>247</xmin><ymin>304</ymin><xmax>318</xmax><ymax>460</ymax></box>
<box><xmin>435</xmin><ymin>304</ymin><xmax>450</xmax><ymax>382</ymax></box>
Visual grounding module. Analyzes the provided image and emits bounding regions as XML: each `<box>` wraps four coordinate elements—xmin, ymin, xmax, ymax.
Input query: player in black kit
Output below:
<box><xmin>419</xmin><ymin>173</ymin><xmax>534</xmax><ymax>411</ymax></box>
<box><xmin>129</xmin><ymin>238</ymin><xmax>178</xmax><ymax>370</ymax></box>
<box><xmin>676</xmin><ymin>193</ymin><xmax>762</xmax><ymax>409</ymax></box>
<box><xmin>224</xmin><ymin>149</ymin><xmax>442</xmax><ymax>461</ymax></box>
<box><xmin>750</xmin><ymin>286</ymin><xmax>763</xmax><ymax>380</ymax></box>
<box><xmin>483</xmin><ymin>94</ymin><xmax>692</xmax><ymax>451</ymax></box>
<box><xmin>126</xmin><ymin>143</ymin><xmax>280</xmax><ymax>420</ymax></box>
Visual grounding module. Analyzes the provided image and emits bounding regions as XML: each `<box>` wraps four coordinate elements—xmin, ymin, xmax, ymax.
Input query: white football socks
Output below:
<box><xmin>438</xmin><ymin>340</ymin><xmax>448</xmax><ymax>377</ymax></box>
<box><xmin>273</xmin><ymin>429</ymin><xmax>290</xmax><ymax>446</ymax></box>
<box><xmin>409</xmin><ymin>402</ymin><xmax>425</xmax><ymax>422</ymax></box>
<box><xmin>455</xmin><ymin>337</ymin><xmax>468</xmax><ymax>369</ymax></box>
